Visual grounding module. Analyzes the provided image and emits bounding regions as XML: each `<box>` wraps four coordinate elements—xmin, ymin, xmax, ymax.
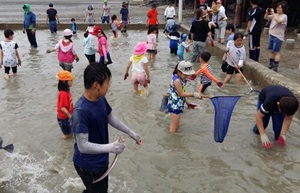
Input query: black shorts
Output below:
<box><xmin>226</xmin><ymin>65</ymin><xmax>243</xmax><ymax>75</ymax></box>
<box><xmin>249</xmin><ymin>31</ymin><xmax>261</xmax><ymax>49</ymax></box>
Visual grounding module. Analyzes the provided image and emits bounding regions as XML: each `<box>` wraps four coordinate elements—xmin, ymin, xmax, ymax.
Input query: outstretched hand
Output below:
<box><xmin>260</xmin><ymin>133</ymin><xmax>272</xmax><ymax>149</ymax></box>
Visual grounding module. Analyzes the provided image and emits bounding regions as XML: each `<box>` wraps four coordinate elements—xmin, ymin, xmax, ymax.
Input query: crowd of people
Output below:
<box><xmin>0</xmin><ymin>0</ymin><xmax>299</xmax><ymax>192</ymax></box>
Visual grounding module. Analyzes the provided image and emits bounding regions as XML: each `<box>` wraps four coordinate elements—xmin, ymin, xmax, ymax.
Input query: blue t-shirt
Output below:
<box><xmin>258</xmin><ymin>85</ymin><xmax>296</xmax><ymax>115</ymax></box>
<box><xmin>120</xmin><ymin>8</ymin><xmax>129</xmax><ymax>21</ymax></box>
<box><xmin>72</xmin><ymin>95</ymin><xmax>112</xmax><ymax>170</ymax></box>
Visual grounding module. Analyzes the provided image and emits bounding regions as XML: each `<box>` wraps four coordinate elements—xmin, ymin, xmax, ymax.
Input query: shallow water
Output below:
<box><xmin>1</xmin><ymin>30</ymin><xmax>300</xmax><ymax>193</ymax></box>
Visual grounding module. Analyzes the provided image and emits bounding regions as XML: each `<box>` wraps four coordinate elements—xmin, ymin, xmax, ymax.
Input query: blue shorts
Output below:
<box><xmin>268</xmin><ymin>35</ymin><xmax>283</xmax><ymax>52</ymax></box>
<box><xmin>168</xmin><ymin>108</ymin><xmax>182</xmax><ymax>115</ymax></box>
<box><xmin>57</xmin><ymin>117</ymin><xmax>72</xmax><ymax>135</ymax></box>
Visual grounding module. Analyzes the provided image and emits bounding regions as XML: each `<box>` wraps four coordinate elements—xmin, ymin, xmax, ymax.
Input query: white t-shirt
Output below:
<box><xmin>226</xmin><ymin>40</ymin><xmax>246</xmax><ymax>67</ymax></box>
<box><xmin>103</xmin><ymin>4</ymin><xmax>111</xmax><ymax>17</ymax></box>
<box><xmin>0</xmin><ymin>40</ymin><xmax>18</xmax><ymax>67</ymax></box>
<box><xmin>130</xmin><ymin>55</ymin><xmax>148</xmax><ymax>73</ymax></box>
<box><xmin>164</xmin><ymin>6</ymin><xmax>176</xmax><ymax>18</ymax></box>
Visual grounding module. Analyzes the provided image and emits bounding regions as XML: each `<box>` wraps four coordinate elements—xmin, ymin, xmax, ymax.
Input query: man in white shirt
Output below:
<box><xmin>164</xmin><ymin>2</ymin><xmax>176</xmax><ymax>20</ymax></box>
<box><xmin>101</xmin><ymin>0</ymin><xmax>111</xmax><ymax>24</ymax></box>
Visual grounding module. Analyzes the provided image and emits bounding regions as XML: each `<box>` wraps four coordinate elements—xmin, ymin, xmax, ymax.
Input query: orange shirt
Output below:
<box><xmin>195</xmin><ymin>63</ymin><xmax>218</xmax><ymax>83</ymax></box>
<box><xmin>147</xmin><ymin>9</ymin><xmax>158</xmax><ymax>25</ymax></box>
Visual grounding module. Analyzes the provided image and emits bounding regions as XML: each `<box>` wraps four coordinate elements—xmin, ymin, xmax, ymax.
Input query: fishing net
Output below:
<box><xmin>210</xmin><ymin>96</ymin><xmax>241</xmax><ymax>143</ymax></box>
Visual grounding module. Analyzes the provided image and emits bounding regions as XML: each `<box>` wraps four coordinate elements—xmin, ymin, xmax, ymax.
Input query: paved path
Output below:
<box><xmin>0</xmin><ymin>0</ymin><xmax>194</xmax><ymax>26</ymax></box>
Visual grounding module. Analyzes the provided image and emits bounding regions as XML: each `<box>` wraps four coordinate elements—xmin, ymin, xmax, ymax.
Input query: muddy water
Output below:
<box><xmin>0</xmin><ymin>30</ymin><xmax>300</xmax><ymax>193</ymax></box>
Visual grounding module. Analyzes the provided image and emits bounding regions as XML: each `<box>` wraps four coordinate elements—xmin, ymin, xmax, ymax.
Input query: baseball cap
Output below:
<box><xmin>63</xmin><ymin>29</ymin><xmax>72</xmax><ymax>36</ymax></box>
<box><xmin>178</xmin><ymin>61</ymin><xmax>195</xmax><ymax>75</ymax></box>
<box><xmin>49</xmin><ymin>3</ymin><xmax>53</xmax><ymax>7</ymax></box>
<box><xmin>92</xmin><ymin>26</ymin><xmax>102</xmax><ymax>35</ymax></box>
<box><xmin>56</xmin><ymin>70</ymin><xmax>75</xmax><ymax>81</ymax></box>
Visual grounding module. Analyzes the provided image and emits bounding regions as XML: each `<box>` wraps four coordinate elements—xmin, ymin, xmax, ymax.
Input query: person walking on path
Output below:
<box><xmin>46</xmin><ymin>3</ymin><xmax>60</xmax><ymax>34</ymax></box>
<box><xmin>252</xmin><ymin>85</ymin><xmax>299</xmax><ymax>149</ymax></box>
<box><xmin>120</xmin><ymin>2</ymin><xmax>130</xmax><ymax>33</ymax></box>
<box><xmin>101</xmin><ymin>0</ymin><xmax>111</xmax><ymax>24</ymax></box>
<box><xmin>72</xmin><ymin>63</ymin><xmax>142</xmax><ymax>193</ymax></box>
<box><xmin>0</xmin><ymin>29</ymin><xmax>22</xmax><ymax>80</ymax></box>
<box><xmin>264</xmin><ymin>1</ymin><xmax>288</xmax><ymax>72</ymax></box>
<box><xmin>244</xmin><ymin>0</ymin><xmax>262</xmax><ymax>62</ymax></box>
<box><xmin>164</xmin><ymin>1</ymin><xmax>176</xmax><ymax>20</ymax></box>
<box><xmin>22</xmin><ymin>3</ymin><xmax>37</xmax><ymax>48</ymax></box>
<box><xmin>84</xmin><ymin>4</ymin><xmax>95</xmax><ymax>25</ymax></box>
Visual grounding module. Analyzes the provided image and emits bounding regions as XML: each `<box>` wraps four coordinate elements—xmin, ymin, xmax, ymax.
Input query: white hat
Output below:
<box><xmin>178</xmin><ymin>61</ymin><xmax>195</xmax><ymax>75</ymax></box>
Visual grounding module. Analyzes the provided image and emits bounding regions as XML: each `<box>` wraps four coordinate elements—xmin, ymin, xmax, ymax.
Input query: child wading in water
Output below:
<box><xmin>71</xmin><ymin>18</ymin><xmax>77</xmax><ymax>34</ymax></box>
<box><xmin>84</xmin><ymin>4</ymin><xmax>95</xmax><ymax>25</ymax></box>
<box><xmin>47</xmin><ymin>29</ymin><xmax>79</xmax><ymax>72</ymax></box>
<box><xmin>56</xmin><ymin>70</ymin><xmax>74</xmax><ymax>139</ymax></box>
<box><xmin>168</xmin><ymin>61</ymin><xmax>203</xmax><ymax>132</ymax></box>
<box><xmin>177</xmin><ymin>33</ymin><xmax>192</xmax><ymax>61</ymax></box>
<box><xmin>111</xmin><ymin>14</ymin><xmax>121</xmax><ymax>38</ymax></box>
<box><xmin>223</xmin><ymin>32</ymin><xmax>246</xmax><ymax>85</ymax></box>
<box><xmin>146</xmin><ymin>26</ymin><xmax>157</xmax><ymax>60</ymax></box>
<box><xmin>124</xmin><ymin>42</ymin><xmax>150</xmax><ymax>96</ymax></box>
<box><xmin>0</xmin><ymin>29</ymin><xmax>21</xmax><ymax>80</ymax></box>
<box><xmin>192</xmin><ymin>51</ymin><xmax>223</xmax><ymax>94</ymax></box>
<box><xmin>83</xmin><ymin>25</ymin><xmax>99</xmax><ymax>64</ymax></box>
<box><xmin>96</xmin><ymin>26</ymin><xmax>113</xmax><ymax>65</ymax></box>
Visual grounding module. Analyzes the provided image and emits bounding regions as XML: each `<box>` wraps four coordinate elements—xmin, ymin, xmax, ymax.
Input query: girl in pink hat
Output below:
<box><xmin>124</xmin><ymin>42</ymin><xmax>150</xmax><ymax>96</ymax></box>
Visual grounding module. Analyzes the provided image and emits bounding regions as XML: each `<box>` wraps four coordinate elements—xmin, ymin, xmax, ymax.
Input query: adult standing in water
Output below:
<box><xmin>46</xmin><ymin>3</ymin><xmax>60</xmax><ymax>34</ymax></box>
<box><xmin>72</xmin><ymin>63</ymin><xmax>142</xmax><ymax>193</ymax></box>
<box><xmin>22</xmin><ymin>3</ymin><xmax>37</xmax><ymax>48</ymax></box>
<box><xmin>252</xmin><ymin>85</ymin><xmax>299</xmax><ymax>149</ymax></box>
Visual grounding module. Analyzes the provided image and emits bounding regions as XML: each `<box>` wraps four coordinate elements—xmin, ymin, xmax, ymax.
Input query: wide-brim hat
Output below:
<box><xmin>178</xmin><ymin>61</ymin><xmax>195</xmax><ymax>75</ymax></box>
<box><xmin>134</xmin><ymin>42</ymin><xmax>148</xmax><ymax>55</ymax></box>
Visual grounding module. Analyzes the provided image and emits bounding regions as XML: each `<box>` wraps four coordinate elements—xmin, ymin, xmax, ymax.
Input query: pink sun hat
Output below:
<box><xmin>134</xmin><ymin>42</ymin><xmax>148</xmax><ymax>55</ymax></box>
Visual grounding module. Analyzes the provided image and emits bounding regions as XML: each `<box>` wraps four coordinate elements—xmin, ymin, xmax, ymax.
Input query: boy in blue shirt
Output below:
<box><xmin>22</xmin><ymin>3</ymin><xmax>37</xmax><ymax>48</ymax></box>
<box><xmin>72</xmin><ymin>63</ymin><xmax>142</xmax><ymax>193</ymax></box>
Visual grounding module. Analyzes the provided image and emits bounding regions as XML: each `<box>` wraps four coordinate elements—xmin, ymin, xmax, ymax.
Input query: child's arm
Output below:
<box><xmin>124</xmin><ymin>61</ymin><xmax>132</xmax><ymax>80</ymax></box>
<box><xmin>61</xmin><ymin>107</ymin><xmax>72</xmax><ymax>119</ymax></box>
<box><xmin>144</xmin><ymin>62</ymin><xmax>150</xmax><ymax>83</ymax></box>
<box><xmin>174</xmin><ymin>79</ymin><xmax>200</xmax><ymax>98</ymax></box>
<box><xmin>108</xmin><ymin>113</ymin><xmax>142</xmax><ymax>144</ymax></box>
<box><xmin>0</xmin><ymin>49</ymin><xmax>3</xmax><ymax>68</ymax></box>
<box><xmin>202</xmin><ymin>65</ymin><xmax>219</xmax><ymax>83</ymax></box>
<box><xmin>15</xmin><ymin>48</ymin><xmax>21</xmax><ymax>66</ymax></box>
